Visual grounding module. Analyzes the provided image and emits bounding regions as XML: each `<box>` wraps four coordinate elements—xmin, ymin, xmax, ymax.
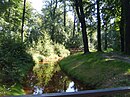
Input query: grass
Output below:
<box><xmin>59</xmin><ymin>52</ymin><xmax>130</xmax><ymax>89</ymax></box>
<box><xmin>0</xmin><ymin>83</ymin><xmax>25</xmax><ymax>96</ymax></box>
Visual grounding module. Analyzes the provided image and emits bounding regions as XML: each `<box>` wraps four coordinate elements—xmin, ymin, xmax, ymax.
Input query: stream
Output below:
<box><xmin>23</xmin><ymin>62</ymin><xmax>88</xmax><ymax>95</ymax></box>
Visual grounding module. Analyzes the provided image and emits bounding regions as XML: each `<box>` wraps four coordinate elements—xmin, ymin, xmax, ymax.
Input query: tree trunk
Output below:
<box><xmin>120</xmin><ymin>0</ymin><xmax>125</xmax><ymax>52</ymax></box>
<box><xmin>8</xmin><ymin>0</ymin><xmax>10</xmax><ymax>22</ymax></box>
<box><xmin>63</xmin><ymin>0</ymin><xmax>66</xmax><ymax>31</ymax></box>
<box><xmin>8</xmin><ymin>0</ymin><xmax>11</xmax><ymax>32</ymax></box>
<box><xmin>97</xmin><ymin>0</ymin><xmax>102</xmax><ymax>52</ymax></box>
<box><xmin>73</xmin><ymin>13</ymin><xmax>76</xmax><ymax>37</ymax></box>
<box><xmin>51</xmin><ymin>0</ymin><xmax>57</xmax><ymax>41</ymax></box>
<box><xmin>21</xmin><ymin>0</ymin><xmax>26</xmax><ymax>42</ymax></box>
<box><xmin>104</xmin><ymin>22</ymin><xmax>108</xmax><ymax>50</ymax></box>
<box><xmin>74</xmin><ymin>0</ymin><xmax>89</xmax><ymax>54</ymax></box>
<box><xmin>124</xmin><ymin>0</ymin><xmax>130</xmax><ymax>55</ymax></box>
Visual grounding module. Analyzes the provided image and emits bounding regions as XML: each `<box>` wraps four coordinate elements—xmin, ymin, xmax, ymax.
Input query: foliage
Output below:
<box><xmin>0</xmin><ymin>0</ymin><xmax>129</xmax><ymax>95</ymax></box>
<box><xmin>41</xmin><ymin>0</ymin><xmax>73</xmax><ymax>45</ymax></box>
<box><xmin>102</xmin><ymin>29</ymin><xmax>120</xmax><ymax>51</ymax></box>
<box><xmin>37</xmin><ymin>32</ymin><xmax>55</xmax><ymax>57</ymax></box>
<box><xmin>66</xmin><ymin>34</ymin><xmax>83</xmax><ymax>48</ymax></box>
<box><xmin>29</xmin><ymin>31</ymin><xmax>70</xmax><ymax>59</ymax></box>
<box><xmin>0</xmin><ymin>36</ymin><xmax>34</xmax><ymax>84</ymax></box>
<box><xmin>54</xmin><ymin>43</ymin><xmax>70</xmax><ymax>57</ymax></box>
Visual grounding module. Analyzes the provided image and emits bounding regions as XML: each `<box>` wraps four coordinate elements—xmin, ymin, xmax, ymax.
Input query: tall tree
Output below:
<box><xmin>73</xmin><ymin>13</ymin><xmax>76</xmax><ymax>37</ymax></box>
<box><xmin>63</xmin><ymin>0</ymin><xmax>66</xmax><ymax>31</ymax></box>
<box><xmin>103</xmin><ymin>21</ymin><xmax>108</xmax><ymax>50</ymax></box>
<box><xmin>97</xmin><ymin>0</ymin><xmax>102</xmax><ymax>51</ymax></box>
<box><xmin>50</xmin><ymin>0</ymin><xmax>58</xmax><ymax>41</ymax></box>
<box><xmin>124</xmin><ymin>0</ymin><xmax>130</xmax><ymax>55</ymax></box>
<box><xmin>21</xmin><ymin>0</ymin><xmax>26</xmax><ymax>42</ymax></box>
<box><xmin>42</xmin><ymin>0</ymin><xmax>73</xmax><ymax>45</ymax></box>
<box><xmin>120</xmin><ymin>0</ymin><xmax>125</xmax><ymax>52</ymax></box>
<box><xmin>74</xmin><ymin>0</ymin><xmax>89</xmax><ymax>54</ymax></box>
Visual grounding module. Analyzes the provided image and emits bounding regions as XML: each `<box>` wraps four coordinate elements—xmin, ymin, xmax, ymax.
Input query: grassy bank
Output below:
<box><xmin>0</xmin><ymin>84</ymin><xmax>25</xmax><ymax>96</ymax></box>
<box><xmin>59</xmin><ymin>52</ymin><xmax>130</xmax><ymax>89</ymax></box>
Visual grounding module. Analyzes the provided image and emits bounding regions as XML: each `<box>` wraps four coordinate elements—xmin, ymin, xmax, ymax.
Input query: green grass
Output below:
<box><xmin>59</xmin><ymin>52</ymin><xmax>130</xmax><ymax>89</ymax></box>
<box><xmin>0</xmin><ymin>83</ymin><xmax>25</xmax><ymax>96</ymax></box>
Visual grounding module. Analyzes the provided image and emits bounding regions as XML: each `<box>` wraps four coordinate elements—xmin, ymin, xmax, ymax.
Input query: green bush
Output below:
<box><xmin>30</xmin><ymin>32</ymin><xmax>70</xmax><ymax>58</ymax></box>
<box><xmin>54</xmin><ymin>43</ymin><xmax>70</xmax><ymax>57</ymax></box>
<box><xmin>0</xmin><ymin>37</ymin><xmax>34</xmax><ymax>84</ymax></box>
<box><xmin>32</xmin><ymin>32</ymin><xmax>55</xmax><ymax>57</ymax></box>
<box><xmin>66</xmin><ymin>35</ymin><xmax>83</xmax><ymax>49</ymax></box>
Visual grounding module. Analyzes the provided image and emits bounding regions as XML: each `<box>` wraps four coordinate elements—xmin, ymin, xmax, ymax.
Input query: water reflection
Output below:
<box><xmin>33</xmin><ymin>86</ymin><xmax>43</xmax><ymax>95</ymax></box>
<box><xmin>24</xmin><ymin>63</ymin><xmax>87</xmax><ymax>95</ymax></box>
<box><xmin>66</xmin><ymin>81</ymin><xmax>77</xmax><ymax>92</ymax></box>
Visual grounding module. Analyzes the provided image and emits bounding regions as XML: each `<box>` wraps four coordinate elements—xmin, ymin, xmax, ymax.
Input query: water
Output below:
<box><xmin>32</xmin><ymin>81</ymin><xmax>77</xmax><ymax>95</ymax></box>
<box><xmin>23</xmin><ymin>63</ymin><xmax>88</xmax><ymax>95</ymax></box>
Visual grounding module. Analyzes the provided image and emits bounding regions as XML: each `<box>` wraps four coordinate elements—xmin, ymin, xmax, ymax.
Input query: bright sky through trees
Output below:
<box><xmin>28</xmin><ymin>0</ymin><xmax>74</xmax><ymax>20</ymax></box>
<box><xmin>28</xmin><ymin>0</ymin><xmax>43</xmax><ymax>13</ymax></box>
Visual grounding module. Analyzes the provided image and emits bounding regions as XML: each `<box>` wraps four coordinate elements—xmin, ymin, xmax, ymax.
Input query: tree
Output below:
<box><xmin>97</xmin><ymin>0</ymin><xmax>102</xmax><ymax>51</ymax></box>
<box><xmin>21</xmin><ymin>0</ymin><xmax>26</xmax><ymax>42</ymax></box>
<box><xmin>63</xmin><ymin>0</ymin><xmax>66</xmax><ymax>31</ymax></box>
<box><xmin>120</xmin><ymin>0</ymin><xmax>125</xmax><ymax>52</ymax></box>
<box><xmin>42</xmin><ymin>0</ymin><xmax>73</xmax><ymax>45</ymax></box>
<box><xmin>74</xmin><ymin>0</ymin><xmax>89</xmax><ymax>54</ymax></box>
<box><xmin>124</xmin><ymin>0</ymin><xmax>130</xmax><ymax>55</ymax></box>
<box><xmin>103</xmin><ymin>21</ymin><xmax>108</xmax><ymax>50</ymax></box>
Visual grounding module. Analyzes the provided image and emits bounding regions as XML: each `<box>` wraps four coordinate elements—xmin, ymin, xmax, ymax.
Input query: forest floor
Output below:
<box><xmin>102</xmin><ymin>52</ymin><xmax>130</xmax><ymax>64</ymax></box>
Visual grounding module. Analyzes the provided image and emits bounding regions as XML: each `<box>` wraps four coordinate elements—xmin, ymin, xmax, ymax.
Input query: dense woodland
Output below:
<box><xmin>0</xmin><ymin>0</ymin><xmax>130</xmax><ymax>95</ymax></box>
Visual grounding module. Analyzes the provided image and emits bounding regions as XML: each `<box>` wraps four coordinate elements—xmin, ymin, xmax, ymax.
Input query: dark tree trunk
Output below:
<box><xmin>104</xmin><ymin>32</ymin><xmax>107</xmax><ymax>50</ymax></box>
<box><xmin>77</xmin><ymin>20</ymin><xmax>80</xmax><ymax>32</ymax></box>
<box><xmin>8</xmin><ymin>0</ymin><xmax>10</xmax><ymax>22</ymax></box>
<box><xmin>8</xmin><ymin>0</ymin><xmax>11</xmax><ymax>32</ymax></box>
<box><xmin>73</xmin><ymin>13</ymin><xmax>76</xmax><ymax>37</ymax></box>
<box><xmin>104</xmin><ymin>22</ymin><xmax>108</xmax><ymax>50</ymax></box>
<box><xmin>21</xmin><ymin>0</ymin><xmax>26</xmax><ymax>42</ymax></box>
<box><xmin>124</xmin><ymin>0</ymin><xmax>130</xmax><ymax>55</ymax></box>
<box><xmin>97</xmin><ymin>0</ymin><xmax>102</xmax><ymax>52</ymax></box>
<box><xmin>51</xmin><ymin>0</ymin><xmax>58</xmax><ymax>41</ymax></box>
<box><xmin>120</xmin><ymin>0</ymin><xmax>125</xmax><ymax>52</ymax></box>
<box><xmin>74</xmin><ymin>0</ymin><xmax>89</xmax><ymax>54</ymax></box>
<box><xmin>64</xmin><ymin>0</ymin><xmax>66</xmax><ymax>31</ymax></box>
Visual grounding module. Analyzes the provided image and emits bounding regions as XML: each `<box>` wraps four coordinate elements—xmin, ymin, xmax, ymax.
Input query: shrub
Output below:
<box><xmin>66</xmin><ymin>35</ymin><xmax>83</xmax><ymax>49</ymax></box>
<box><xmin>0</xmin><ymin>37</ymin><xmax>34</xmax><ymax>84</ymax></box>
<box><xmin>29</xmin><ymin>32</ymin><xmax>70</xmax><ymax>59</ymax></box>
<box><xmin>54</xmin><ymin>43</ymin><xmax>70</xmax><ymax>57</ymax></box>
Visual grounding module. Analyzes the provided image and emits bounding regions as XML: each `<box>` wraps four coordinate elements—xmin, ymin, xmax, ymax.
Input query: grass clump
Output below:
<box><xmin>60</xmin><ymin>52</ymin><xmax>130</xmax><ymax>89</ymax></box>
<box><xmin>0</xmin><ymin>83</ymin><xmax>25</xmax><ymax>96</ymax></box>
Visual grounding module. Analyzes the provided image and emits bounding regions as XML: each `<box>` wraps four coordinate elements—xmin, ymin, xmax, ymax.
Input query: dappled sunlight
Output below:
<box><xmin>60</xmin><ymin>52</ymin><xmax>130</xmax><ymax>90</ymax></box>
<box><xmin>71</xmin><ymin>62</ymin><xmax>84</xmax><ymax>70</ymax></box>
<box><xmin>124</xmin><ymin>69</ymin><xmax>130</xmax><ymax>75</ymax></box>
<box><xmin>104</xmin><ymin>58</ymin><xmax>116</xmax><ymax>61</ymax></box>
<box><xmin>0</xmin><ymin>0</ymin><xmax>130</xmax><ymax>96</ymax></box>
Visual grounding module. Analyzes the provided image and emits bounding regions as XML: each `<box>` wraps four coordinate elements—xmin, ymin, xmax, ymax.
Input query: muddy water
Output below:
<box><xmin>23</xmin><ymin>63</ymin><xmax>88</xmax><ymax>95</ymax></box>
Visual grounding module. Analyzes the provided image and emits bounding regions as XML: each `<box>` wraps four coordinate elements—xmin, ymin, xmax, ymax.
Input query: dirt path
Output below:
<box><xmin>102</xmin><ymin>53</ymin><xmax>130</xmax><ymax>63</ymax></box>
